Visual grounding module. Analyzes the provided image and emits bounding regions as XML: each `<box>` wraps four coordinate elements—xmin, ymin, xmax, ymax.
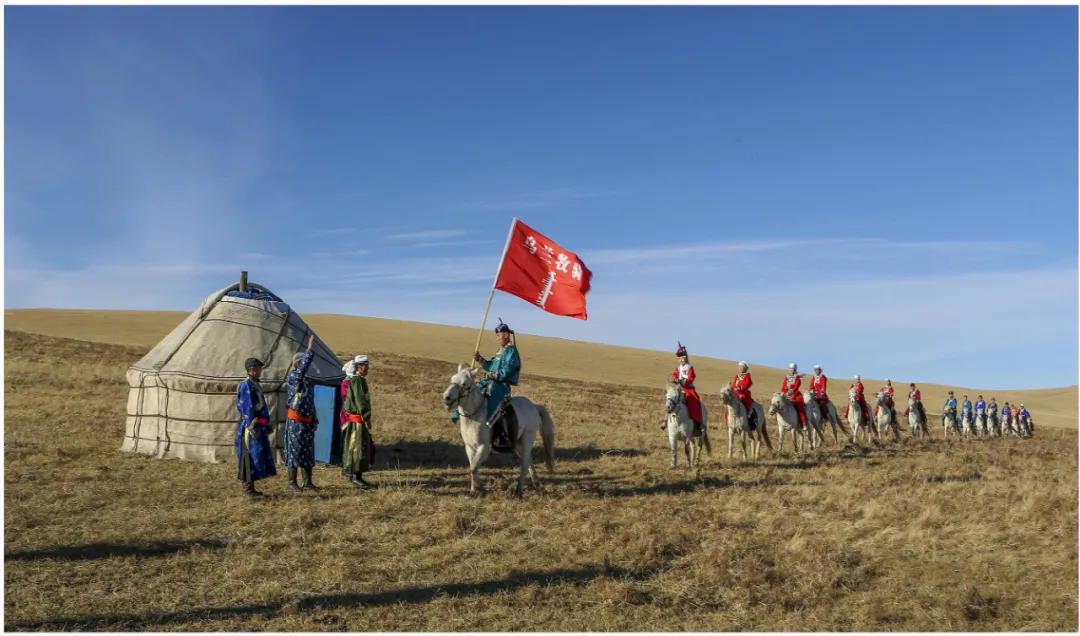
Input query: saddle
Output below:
<box><xmin>488</xmin><ymin>395</ymin><xmax>517</xmax><ymax>453</ymax></box>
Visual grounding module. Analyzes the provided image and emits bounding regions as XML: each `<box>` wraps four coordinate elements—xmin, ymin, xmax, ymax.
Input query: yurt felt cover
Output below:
<box><xmin>122</xmin><ymin>281</ymin><xmax>345</xmax><ymax>463</ymax></box>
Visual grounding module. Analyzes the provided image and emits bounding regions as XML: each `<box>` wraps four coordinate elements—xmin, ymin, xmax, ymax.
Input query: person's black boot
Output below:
<box><xmin>287</xmin><ymin>467</ymin><xmax>300</xmax><ymax>491</ymax></box>
<box><xmin>301</xmin><ymin>467</ymin><xmax>319</xmax><ymax>491</ymax></box>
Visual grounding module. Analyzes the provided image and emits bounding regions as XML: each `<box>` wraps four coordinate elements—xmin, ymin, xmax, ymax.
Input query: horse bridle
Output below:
<box><xmin>448</xmin><ymin>374</ymin><xmax>485</xmax><ymax>420</ymax></box>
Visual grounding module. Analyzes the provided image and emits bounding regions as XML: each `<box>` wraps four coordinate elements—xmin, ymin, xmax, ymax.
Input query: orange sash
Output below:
<box><xmin>287</xmin><ymin>408</ymin><xmax>313</xmax><ymax>423</ymax></box>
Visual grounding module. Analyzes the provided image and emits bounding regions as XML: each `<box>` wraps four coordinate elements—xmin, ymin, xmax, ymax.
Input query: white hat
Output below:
<box><xmin>813</xmin><ymin>364</ymin><xmax>821</xmax><ymax>370</ymax></box>
<box><xmin>354</xmin><ymin>355</ymin><xmax>368</xmax><ymax>364</ymax></box>
<box><xmin>854</xmin><ymin>374</ymin><xmax>860</xmax><ymax>379</ymax></box>
<box><xmin>738</xmin><ymin>361</ymin><xmax>748</xmax><ymax>368</ymax></box>
<box><xmin>789</xmin><ymin>363</ymin><xmax>796</xmax><ymax>369</ymax></box>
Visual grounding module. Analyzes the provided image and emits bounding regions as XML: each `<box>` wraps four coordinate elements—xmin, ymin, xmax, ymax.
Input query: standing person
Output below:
<box><xmin>284</xmin><ymin>335</ymin><xmax>319</xmax><ymax>491</ymax></box>
<box><xmin>341</xmin><ymin>355</ymin><xmax>375</xmax><ymax>489</ymax></box>
<box><xmin>236</xmin><ymin>357</ymin><xmax>276</xmax><ymax>497</ymax></box>
<box><xmin>672</xmin><ymin>343</ymin><xmax>704</xmax><ymax>431</ymax></box>
<box><xmin>781</xmin><ymin>363</ymin><xmax>807</xmax><ymax>428</ymax></box>
<box><xmin>340</xmin><ymin>355</ymin><xmax>366</xmax><ymax>477</ymax></box>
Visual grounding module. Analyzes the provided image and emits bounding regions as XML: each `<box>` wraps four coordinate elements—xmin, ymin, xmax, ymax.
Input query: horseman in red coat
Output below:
<box><xmin>846</xmin><ymin>375</ymin><xmax>872</xmax><ymax>423</ymax></box>
<box><xmin>672</xmin><ymin>343</ymin><xmax>703</xmax><ymax>427</ymax></box>
<box><xmin>810</xmin><ymin>365</ymin><xmax>829</xmax><ymax>407</ymax></box>
<box><xmin>904</xmin><ymin>383</ymin><xmax>926</xmax><ymax>420</ymax></box>
<box><xmin>875</xmin><ymin>378</ymin><xmax>897</xmax><ymax>425</ymax></box>
<box><xmin>731</xmin><ymin>361</ymin><xmax>757</xmax><ymax>428</ymax></box>
<box><xmin>781</xmin><ymin>363</ymin><xmax>807</xmax><ymax>426</ymax></box>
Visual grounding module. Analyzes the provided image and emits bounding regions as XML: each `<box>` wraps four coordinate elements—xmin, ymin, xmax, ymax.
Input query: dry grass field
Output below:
<box><xmin>4</xmin><ymin>310</ymin><xmax>1079</xmax><ymax>631</ymax></box>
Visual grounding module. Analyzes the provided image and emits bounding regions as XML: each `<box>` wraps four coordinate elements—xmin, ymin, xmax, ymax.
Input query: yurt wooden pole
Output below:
<box><xmin>239</xmin><ymin>271</ymin><xmax>248</xmax><ymax>292</ymax></box>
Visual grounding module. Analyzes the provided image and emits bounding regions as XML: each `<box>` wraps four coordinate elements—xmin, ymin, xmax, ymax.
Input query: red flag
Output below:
<box><xmin>493</xmin><ymin>218</ymin><xmax>593</xmax><ymax>320</ymax></box>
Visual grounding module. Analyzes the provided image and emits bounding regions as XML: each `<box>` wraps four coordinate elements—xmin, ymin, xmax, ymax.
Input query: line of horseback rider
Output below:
<box><xmin>669</xmin><ymin>344</ymin><xmax>1033</xmax><ymax>435</ymax></box>
<box><xmin>938</xmin><ymin>391</ymin><xmax>1033</xmax><ymax>432</ymax></box>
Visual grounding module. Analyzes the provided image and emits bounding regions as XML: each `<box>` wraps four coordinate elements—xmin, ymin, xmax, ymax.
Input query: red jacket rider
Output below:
<box><xmin>809</xmin><ymin>365</ymin><xmax>828</xmax><ymax>405</ymax></box>
<box><xmin>731</xmin><ymin>361</ymin><xmax>754</xmax><ymax>424</ymax></box>
<box><xmin>781</xmin><ymin>363</ymin><xmax>807</xmax><ymax>425</ymax></box>
<box><xmin>847</xmin><ymin>375</ymin><xmax>872</xmax><ymax>423</ymax></box>
<box><xmin>672</xmin><ymin>344</ymin><xmax>703</xmax><ymax>425</ymax></box>
<box><xmin>875</xmin><ymin>379</ymin><xmax>895</xmax><ymax>417</ymax></box>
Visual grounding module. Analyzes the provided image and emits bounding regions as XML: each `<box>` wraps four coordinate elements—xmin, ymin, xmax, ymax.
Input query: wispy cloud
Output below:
<box><xmin>387</xmin><ymin>229</ymin><xmax>469</xmax><ymax>241</ymax></box>
<box><xmin>310</xmin><ymin>227</ymin><xmax>359</xmax><ymax>237</ymax></box>
<box><xmin>580</xmin><ymin>237</ymin><xmax>1037</xmax><ymax>268</ymax></box>
<box><xmin>450</xmin><ymin>187</ymin><xmax>629</xmax><ymax>213</ymax></box>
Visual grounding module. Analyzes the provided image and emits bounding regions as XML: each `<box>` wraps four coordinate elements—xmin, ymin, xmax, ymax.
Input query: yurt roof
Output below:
<box><xmin>127</xmin><ymin>278</ymin><xmax>345</xmax><ymax>394</ymax></box>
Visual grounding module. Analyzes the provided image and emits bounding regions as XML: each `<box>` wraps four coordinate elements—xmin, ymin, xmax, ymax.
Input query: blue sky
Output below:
<box><xmin>5</xmin><ymin>5</ymin><xmax>1077</xmax><ymax>390</ymax></box>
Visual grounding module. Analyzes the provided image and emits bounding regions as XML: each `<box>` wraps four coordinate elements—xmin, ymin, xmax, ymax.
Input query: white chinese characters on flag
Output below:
<box><xmin>493</xmin><ymin>219</ymin><xmax>592</xmax><ymax>320</ymax></box>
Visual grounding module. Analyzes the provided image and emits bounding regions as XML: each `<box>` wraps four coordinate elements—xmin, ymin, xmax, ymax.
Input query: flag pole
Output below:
<box><xmin>471</xmin><ymin>217</ymin><xmax>518</xmax><ymax>368</ymax></box>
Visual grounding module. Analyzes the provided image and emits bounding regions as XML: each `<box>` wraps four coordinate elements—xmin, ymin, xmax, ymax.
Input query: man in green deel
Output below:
<box><xmin>452</xmin><ymin>319</ymin><xmax>521</xmax><ymax>448</ymax></box>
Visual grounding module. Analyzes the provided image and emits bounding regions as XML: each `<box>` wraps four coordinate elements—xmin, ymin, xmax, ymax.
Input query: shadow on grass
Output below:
<box><xmin>5</xmin><ymin>561</ymin><xmax>665</xmax><ymax>631</ymax></box>
<box><xmin>4</xmin><ymin>538</ymin><xmax>227</xmax><ymax>562</ymax></box>
<box><xmin>374</xmin><ymin>439</ymin><xmax>648</xmax><ymax>471</ymax></box>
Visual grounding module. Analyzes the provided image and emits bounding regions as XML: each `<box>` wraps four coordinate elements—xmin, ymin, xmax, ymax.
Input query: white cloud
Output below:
<box><xmin>450</xmin><ymin>187</ymin><xmax>629</xmax><ymax>213</ymax></box>
<box><xmin>387</xmin><ymin>229</ymin><xmax>469</xmax><ymax>241</ymax></box>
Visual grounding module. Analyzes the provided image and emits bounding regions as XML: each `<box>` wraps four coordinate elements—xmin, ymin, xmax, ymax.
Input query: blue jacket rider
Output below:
<box><xmin>451</xmin><ymin>319</ymin><xmax>521</xmax><ymax>424</ymax></box>
<box><xmin>940</xmin><ymin>391</ymin><xmax>958</xmax><ymax>423</ymax></box>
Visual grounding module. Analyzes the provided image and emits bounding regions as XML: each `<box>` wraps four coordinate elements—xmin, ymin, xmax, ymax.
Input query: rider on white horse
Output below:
<box><xmin>875</xmin><ymin>378</ymin><xmax>897</xmax><ymax>427</ymax></box>
<box><xmin>975</xmin><ymin>395</ymin><xmax>987</xmax><ymax>430</ymax></box>
<box><xmin>905</xmin><ymin>382</ymin><xmax>926</xmax><ymax>421</ymax></box>
<box><xmin>451</xmin><ymin>319</ymin><xmax>521</xmax><ymax>449</ymax></box>
<box><xmin>672</xmin><ymin>343</ymin><xmax>705</xmax><ymax>432</ymax></box>
<box><xmin>940</xmin><ymin>391</ymin><xmax>958</xmax><ymax>426</ymax></box>
<box><xmin>960</xmin><ymin>394</ymin><xmax>974</xmax><ymax>425</ymax></box>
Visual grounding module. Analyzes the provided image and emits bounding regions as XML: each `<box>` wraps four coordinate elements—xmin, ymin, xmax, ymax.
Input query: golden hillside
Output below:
<box><xmin>5</xmin><ymin>308</ymin><xmax>1076</xmax><ymax>429</ymax></box>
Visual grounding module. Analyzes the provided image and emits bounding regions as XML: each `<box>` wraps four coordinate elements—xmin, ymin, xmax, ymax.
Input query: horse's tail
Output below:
<box><xmin>758</xmin><ymin>406</ymin><xmax>774</xmax><ymax>451</ymax></box>
<box><xmin>536</xmin><ymin>403</ymin><xmax>556</xmax><ymax>472</ymax></box>
<box><xmin>834</xmin><ymin>406</ymin><xmax>851</xmax><ymax>435</ymax></box>
<box><xmin>702</xmin><ymin>427</ymin><xmax>712</xmax><ymax>456</ymax></box>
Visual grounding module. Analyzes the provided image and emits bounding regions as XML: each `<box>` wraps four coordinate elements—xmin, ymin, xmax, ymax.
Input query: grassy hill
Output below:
<box><xmin>2</xmin><ymin>309</ymin><xmax>1077</xmax><ymax>631</ymax></box>
<box><xmin>5</xmin><ymin>308</ymin><xmax>1077</xmax><ymax>429</ymax></box>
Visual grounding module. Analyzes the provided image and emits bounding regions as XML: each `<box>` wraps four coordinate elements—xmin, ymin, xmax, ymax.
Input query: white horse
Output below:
<box><xmin>974</xmin><ymin>409</ymin><xmax>988</xmax><ymax>437</ymax></box>
<box><xmin>847</xmin><ymin>387</ymin><xmax>876</xmax><ymax>444</ymax></box>
<box><xmin>1018</xmin><ymin>412</ymin><xmax>1034</xmax><ymax>437</ymax></box>
<box><xmin>661</xmin><ymin>380</ymin><xmax>710</xmax><ymax>468</ymax></box>
<box><xmin>908</xmin><ymin>397</ymin><xmax>929</xmax><ymax>439</ymax></box>
<box><xmin>718</xmin><ymin>385</ymin><xmax>773</xmax><ymax>461</ymax></box>
<box><xmin>960</xmin><ymin>408</ymin><xmax>975</xmax><ymax>438</ymax></box>
<box><xmin>875</xmin><ymin>392</ymin><xmax>899</xmax><ymax>441</ymax></box>
<box><xmin>441</xmin><ymin>364</ymin><xmax>556</xmax><ymax>497</ymax></box>
<box><xmin>803</xmin><ymin>391</ymin><xmax>846</xmax><ymax>446</ymax></box>
<box><xmin>942</xmin><ymin>408</ymin><xmax>959</xmax><ymax>438</ymax></box>
<box><xmin>769</xmin><ymin>392</ymin><xmax>811</xmax><ymax>453</ymax></box>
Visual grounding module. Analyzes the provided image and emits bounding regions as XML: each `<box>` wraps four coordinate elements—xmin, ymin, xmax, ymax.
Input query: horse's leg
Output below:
<box><xmin>670</xmin><ymin>429</ymin><xmax>678</xmax><ymax>468</ymax></box>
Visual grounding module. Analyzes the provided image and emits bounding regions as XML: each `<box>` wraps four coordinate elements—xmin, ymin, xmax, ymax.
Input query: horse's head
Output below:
<box><xmin>718</xmin><ymin>385</ymin><xmax>734</xmax><ymax>404</ymax></box>
<box><xmin>442</xmin><ymin>363</ymin><xmax>479</xmax><ymax>411</ymax></box>
<box><xmin>849</xmin><ymin>387</ymin><xmax>859</xmax><ymax>402</ymax></box>
<box><xmin>768</xmin><ymin>392</ymin><xmax>785</xmax><ymax>414</ymax></box>
<box><xmin>664</xmin><ymin>380</ymin><xmax>684</xmax><ymax>413</ymax></box>
<box><xmin>803</xmin><ymin>390</ymin><xmax>816</xmax><ymax>404</ymax></box>
<box><xmin>876</xmin><ymin>392</ymin><xmax>888</xmax><ymax>406</ymax></box>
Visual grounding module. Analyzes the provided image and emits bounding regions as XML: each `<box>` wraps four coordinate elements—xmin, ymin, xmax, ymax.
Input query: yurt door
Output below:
<box><xmin>312</xmin><ymin>384</ymin><xmax>340</xmax><ymax>464</ymax></box>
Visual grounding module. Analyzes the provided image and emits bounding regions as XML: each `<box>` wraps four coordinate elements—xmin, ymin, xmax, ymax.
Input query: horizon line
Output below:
<box><xmin>5</xmin><ymin>306</ymin><xmax>1077</xmax><ymax>393</ymax></box>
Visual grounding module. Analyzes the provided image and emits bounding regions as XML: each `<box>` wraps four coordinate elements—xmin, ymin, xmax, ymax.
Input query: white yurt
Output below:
<box><xmin>122</xmin><ymin>273</ymin><xmax>345</xmax><ymax>463</ymax></box>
